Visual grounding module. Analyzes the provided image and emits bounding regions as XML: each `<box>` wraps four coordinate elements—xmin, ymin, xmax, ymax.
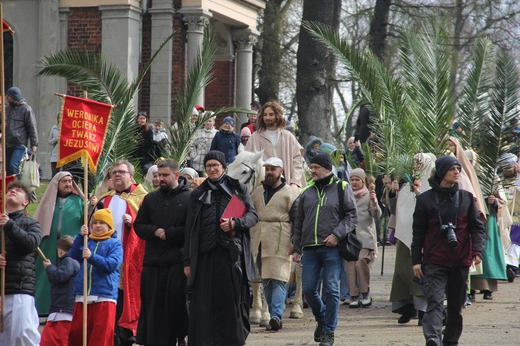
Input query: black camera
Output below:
<box><xmin>440</xmin><ymin>222</ymin><xmax>458</xmax><ymax>247</ymax></box>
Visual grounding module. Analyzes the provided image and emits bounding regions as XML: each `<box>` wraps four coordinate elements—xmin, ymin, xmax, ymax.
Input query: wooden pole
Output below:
<box><xmin>82</xmin><ymin>90</ymin><xmax>89</xmax><ymax>346</ymax></box>
<box><xmin>0</xmin><ymin>4</ymin><xmax>7</xmax><ymax>333</ymax></box>
<box><xmin>82</xmin><ymin>158</ymin><xmax>88</xmax><ymax>346</ymax></box>
<box><xmin>36</xmin><ymin>247</ymin><xmax>48</xmax><ymax>262</ymax></box>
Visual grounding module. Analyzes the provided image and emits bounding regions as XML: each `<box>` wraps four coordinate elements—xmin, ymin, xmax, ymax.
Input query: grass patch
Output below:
<box><xmin>26</xmin><ymin>180</ymin><xmax>50</xmax><ymax>217</ymax></box>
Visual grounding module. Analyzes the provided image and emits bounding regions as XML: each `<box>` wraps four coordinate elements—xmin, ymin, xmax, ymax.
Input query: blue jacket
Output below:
<box><xmin>210</xmin><ymin>130</ymin><xmax>240</xmax><ymax>164</ymax></box>
<box><xmin>69</xmin><ymin>233</ymin><xmax>122</xmax><ymax>300</ymax></box>
<box><xmin>45</xmin><ymin>254</ymin><xmax>80</xmax><ymax>314</ymax></box>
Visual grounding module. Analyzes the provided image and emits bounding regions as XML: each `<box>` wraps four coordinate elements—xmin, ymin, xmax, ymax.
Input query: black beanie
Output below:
<box><xmin>310</xmin><ymin>153</ymin><xmax>333</xmax><ymax>171</ymax></box>
<box><xmin>434</xmin><ymin>156</ymin><xmax>460</xmax><ymax>182</ymax></box>
<box><xmin>204</xmin><ymin>150</ymin><xmax>227</xmax><ymax>169</ymax></box>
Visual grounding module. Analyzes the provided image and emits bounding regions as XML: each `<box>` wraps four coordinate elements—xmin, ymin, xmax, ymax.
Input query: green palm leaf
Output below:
<box><xmin>478</xmin><ymin>49</ymin><xmax>520</xmax><ymax>195</ymax></box>
<box><xmin>457</xmin><ymin>38</ymin><xmax>495</xmax><ymax>149</ymax></box>
<box><xmin>37</xmin><ymin>31</ymin><xmax>178</xmax><ymax>188</ymax></box>
<box><xmin>160</xmin><ymin>29</ymin><xmax>253</xmax><ymax>164</ymax></box>
<box><xmin>399</xmin><ymin>24</ymin><xmax>454</xmax><ymax>156</ymax></box>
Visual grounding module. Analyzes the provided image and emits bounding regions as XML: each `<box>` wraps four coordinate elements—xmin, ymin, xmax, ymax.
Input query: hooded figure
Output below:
<box><xmin>304</xmin><ymin>137</ymin><xmax>323</xmax><ymax>164</ymax></box>
<box><xmin>33</xmin><ymin>172</ymin><xmax>85</xmax><ymax>316</ymax></box>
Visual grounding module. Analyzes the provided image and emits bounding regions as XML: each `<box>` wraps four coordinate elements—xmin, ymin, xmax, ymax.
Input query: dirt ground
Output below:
<box><xmin>246</xmin><ymin>246</ymin><xmax>520</xmax><ymax>346</ymax></box>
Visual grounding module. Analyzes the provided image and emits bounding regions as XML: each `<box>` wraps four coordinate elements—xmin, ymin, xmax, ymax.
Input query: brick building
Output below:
<box><xmin>2</xmin><ymin>0</ymin><xmax>264</xmax><ymax>177</ymax></box>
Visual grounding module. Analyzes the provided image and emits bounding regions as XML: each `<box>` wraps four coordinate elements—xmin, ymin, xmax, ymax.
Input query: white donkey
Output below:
<box><xmin>227</xmin><ymin>150</ymin><xmax>304</xmax><ymax>327</ymax></box>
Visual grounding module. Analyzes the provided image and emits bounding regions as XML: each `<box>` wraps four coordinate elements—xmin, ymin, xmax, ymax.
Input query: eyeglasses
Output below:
<box><xmin>205</xmin><ymin>164</ymin><xmax>222</xmax><ymax>170</ymax></box>
<box><xmin>112</xmin><ymin>170</ymin><xmax>130</xmax><ymax>176</ymax></box>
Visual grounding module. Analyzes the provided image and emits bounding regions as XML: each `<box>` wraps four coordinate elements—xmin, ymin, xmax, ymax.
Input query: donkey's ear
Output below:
<box><xmin>252</xmin><ymin>150</ymin><xmax>264</xmax><ymax>163</ymax></box>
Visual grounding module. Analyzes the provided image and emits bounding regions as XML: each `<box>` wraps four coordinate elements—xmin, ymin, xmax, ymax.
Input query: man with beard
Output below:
<box><xmin>292</xmin><ymin>153</ymin><xmax>358</xmax><ymax>346</ymax></box>
<box><xmin>4</xmin><ymin>87</ymin><xmax>39</xmax><ymax>176</ymax></box>
<box><xmin>98</xmin><ymin>160</ymin><xmax>148</xmax><ymax>346</ymax></box>
<box><xmin>33</xmin><ymin>172</ymin><xmax>84</xmax><ymax>316</ymax></box>
<box><xmin>135</xmin><ymin>159</ymin><xmax>190</xmax><ymax>346</ymax></box>
<box><xmin>245</xmin><ymin>101</ymin><xmax>304</xmax><ymax>188</ymax></box>
<box><xmin>250</xmin><ymin>157</ymin><xmax>300</xmax><ymax>331</ymax></box>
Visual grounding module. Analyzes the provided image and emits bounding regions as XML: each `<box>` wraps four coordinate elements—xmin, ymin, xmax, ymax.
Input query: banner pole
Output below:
<box><xmin>82</xmin><ymin>157</ymin><xmax>88</xmax><ymax>346</ymax></box>
<box><xmin>82</xmin><ymin>89</ymin><xmax>89</xmax><ymax>346</ymax></box>
<box><xmin>0</xmin><ymin>4</ymin><xmax>7</xmax><ymax>333</ymax></box>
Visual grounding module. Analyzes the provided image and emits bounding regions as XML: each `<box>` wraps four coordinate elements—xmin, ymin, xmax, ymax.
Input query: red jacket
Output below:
<box><xmin>411</xmin><ymin>178</ymin><xmax>486</xmax><ymax>267</ymax></box>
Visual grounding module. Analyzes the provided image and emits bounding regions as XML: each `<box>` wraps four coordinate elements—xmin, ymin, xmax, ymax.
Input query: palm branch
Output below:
<box><xmin>457</xmin><ymin>38</ymin><xmax>495</xmax><ymax>149</ymax></box>
<box><xmin>37</xmin><ymin>31</ymin><xmax>178</xmax><ymax>188</ymax></box>
<box><xmin>477</xmin><ymin>49</ymin><xmax>520</xmax><ymax>196</ymax></box>
<box><xmin>162</xmin><ymin>29</ymin><xmax>252</xmax><ymax>164</ymax></box>
<box><xmin>398</xmin><ymin>24</ymin><xmax>454</xmax><ymax>156</ymax></box>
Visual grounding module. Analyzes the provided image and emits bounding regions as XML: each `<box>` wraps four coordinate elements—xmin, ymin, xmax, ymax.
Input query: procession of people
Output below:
<box><xmin>1</xmin><ymin>95</ymin><xmax>520</xmax><ymax>346</ymax></box>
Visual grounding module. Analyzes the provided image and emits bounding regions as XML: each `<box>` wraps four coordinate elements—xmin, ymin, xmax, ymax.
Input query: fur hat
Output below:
<box><xmin>92</xmin><ymin>209</ymin><xmax>114</xmax><ymax>231</ymax></box>
<box><xmin>6</xmin><ymin>87</ymin><xmax>22</xmax><ymax>101</ymax></box>
<box><xmin>204</xmin><ymin>150</ymin><xmax>227</xmax><ymax>169</ymax></box>
<box><xmin>310</xmin><ymin>153</ymin><xmax>333</xmax><ymax>172</ymax></box>
<box><xmin>350</xmin><ymin>168</ymin><xmax>366</xmax><ymax>182</ymax></box>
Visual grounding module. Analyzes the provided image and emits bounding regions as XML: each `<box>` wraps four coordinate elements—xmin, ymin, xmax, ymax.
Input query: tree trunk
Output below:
<box><xmin>257</xmin><ymin>0</ymin><xmax>285</xmax><ymax>104</ymax></box>
<box><xmin>296</xmin><ymin>0</ymin><xmax>341</xmax><ymax>146</ymax></box>
<box><xmin>369</xmin><ymin>0</ymin><xmax>391</xmax><ymax>61</ymax></box>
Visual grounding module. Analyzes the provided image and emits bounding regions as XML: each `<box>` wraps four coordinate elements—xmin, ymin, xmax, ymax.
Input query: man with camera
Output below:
<box><xmin>411</xmin><ymin>156</ymin><xmax>486</xmax><ymax>346</ymax></box>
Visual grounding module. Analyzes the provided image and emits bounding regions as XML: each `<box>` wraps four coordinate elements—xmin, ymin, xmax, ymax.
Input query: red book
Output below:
<box><xmin>220</xmin><ymin>195</ymin><xmax>247</xmax><ymax>222</ymax></box>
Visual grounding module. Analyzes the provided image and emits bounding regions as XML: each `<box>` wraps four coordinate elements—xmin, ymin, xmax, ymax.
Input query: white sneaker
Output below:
<box><xmin>349</xmin><ymin>296</ymin><xmax>360</xmax><ymax>308</ymax></box>
<box><xmin>361</xmin><ymin>292</ymin><xmax>372</xmax><ymax>307</ymax></box>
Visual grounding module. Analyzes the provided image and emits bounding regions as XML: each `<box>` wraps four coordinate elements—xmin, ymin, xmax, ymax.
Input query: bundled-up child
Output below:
<box><xmin>40</xmin><ymin>235</ymin><xmax>80</xmax><ymax>346</ymax></box>
<box><xmin>68</xmin><ymin>209</ymin><xmax>123</xmax><ymax>346</ymax></box>
<box><xmin>153</xmin><ymin>119</ymin><xmax>169</xmax><ymax>158</ymax></box>
<box><xmin>347</xmin><ymin>168</ymin><xmax>381</xmax><ymax>308</ymax></box>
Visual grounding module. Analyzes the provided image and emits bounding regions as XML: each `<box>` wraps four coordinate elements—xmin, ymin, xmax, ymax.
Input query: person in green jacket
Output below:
<box><xmin>33</xmin><ymin>171</ymin><xmax>84</xmax><ymax>316</ymax></box>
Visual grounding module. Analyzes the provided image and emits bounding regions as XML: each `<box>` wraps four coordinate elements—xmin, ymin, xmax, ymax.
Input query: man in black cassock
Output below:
<box><xmin>134</xmin><ymin>159</ymin><xmax>191</xmax><ymax>346</ymax></box>
<box><xmin>184</xmin><ymin>151</ymin><xmax>258</xmax><ymax>346</ymax></box>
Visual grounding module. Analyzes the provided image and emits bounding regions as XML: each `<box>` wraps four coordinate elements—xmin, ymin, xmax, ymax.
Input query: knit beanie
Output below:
<box><xmin>204</xmin><ymin>150</ymin><xmax>227</xmax><ymax>169</ymax></box>
<box><xmin>350</xmin><ymin>168</ymin><xmax>366</xmax><ymax>182</ymax></box>
<box><xmin>223</xmin><ymin>116</ymin><xmax>236</xmax><ymax>127</ymax></box>
<box><xmin>318</xmin><ymin>142</ymin><xmax>337</xmax><ymax>155</ymax></box>
<box><xmin>240</xmin><ymin>127</ymin><xmax>251</xmax><ymax>137</ymax></box>
<box><xmin>92</xmin><ymin>209</ymin><xmax>114</xmax><ymax>231</ymax></box>
<box><xmin>6</xmin><ymin>87</ymin><xmax>22</xmax><ymax>101</ymax></box>
<box><xmin>434</xmin><ymin>156</ymin><xmax>460</xmax><ymax>182</ymax></box>
<box><xmin>310</xmin><ymin>153</ymin><xmax>333</xmax><ymax>172</ymax></box>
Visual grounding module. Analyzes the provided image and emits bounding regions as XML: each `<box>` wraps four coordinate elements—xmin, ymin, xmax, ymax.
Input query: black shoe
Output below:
<box><xmin>269</xmin><ymin>317</ymin><xmax>282</xmax><ymax>331</ymax></box>
<box><xmin>483</xmin><ymin>290</ymin><xmax>493</xmax><ymax>300</ymax></box>
<box><xmin>468</xmin><ymin>290</ymin><xmax>476</xmax><ymax>302</ymax></box>
<box><xmin>507</xmin><ymin>267</ymin><xmax>516</xmax><ymax>283</ymax></box>
<box><xmin>418</xmin><ymin>311</ymin><xmax>424</xmax><ymax>326</ymax></box>
<box><xmin>319</xmin><ymin>333</ymin><xmax>335</xmax><ymax>346</ymax></box>
<box><xmin>397</xmin><ymin>308</ymin><xmax>416</xmax><ymax>324</ymax></box>
<box><xmin>314</xmin><ymin>321</ymin><xmax>324</xmax><ymax>342</ymax></box>
<box><xmin>426</xmin><ymin>337</ymin><xmax>440</xmax><ymax>346</ymax></box>
<box><xmin>178</xmin><ymin>337</ymin><xmax>187</xmax><ymax>346</ymax></box>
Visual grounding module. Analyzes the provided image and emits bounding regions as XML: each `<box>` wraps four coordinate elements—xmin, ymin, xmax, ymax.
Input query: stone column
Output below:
<box><xmin>233</xmin><ymin>29</ymin><xmax>259</xmax><ymax>128</ymax></box>
<box><xmin>99</xmin><ymin>4</ymin><xmax>142</xmax><ymax>106</ymax></box>
<box><xmin>180</xmin><ymin>8</ymin><xmax>212</xmax><ymax>107</ymax></box>
<box><xmin>58</xmin><ymin>7</ymin><xmax>70</xmax><ymax>94</ymax></box>
<box><xmin>148</xmin><ymin>1</ymin><xmax>175</xmax><ymax>126</ymax></box>
<box><xmin>38</xmin><ymin>0</ymin><xmax>62</xmax><ymax>178</ymax></box>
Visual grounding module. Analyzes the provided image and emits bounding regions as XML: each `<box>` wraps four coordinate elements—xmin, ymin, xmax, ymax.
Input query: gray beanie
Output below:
<box><xmin>6</xmin><ymin>87</ymin><xmax>22</xmax><ymax>101</ymax></box>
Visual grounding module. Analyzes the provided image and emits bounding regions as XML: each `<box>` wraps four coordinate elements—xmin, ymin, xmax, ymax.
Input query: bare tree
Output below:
<box><xmin>296</xmin><ymin>0</ymin><xmax>342</xmax><ymax>145</ymax></box>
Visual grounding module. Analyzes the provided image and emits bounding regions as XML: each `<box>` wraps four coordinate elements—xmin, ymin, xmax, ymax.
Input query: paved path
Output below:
<box><xmin>246</xmin><ymin>246</ymin><xmax>520</xmax><ymax>345</ymax></box>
